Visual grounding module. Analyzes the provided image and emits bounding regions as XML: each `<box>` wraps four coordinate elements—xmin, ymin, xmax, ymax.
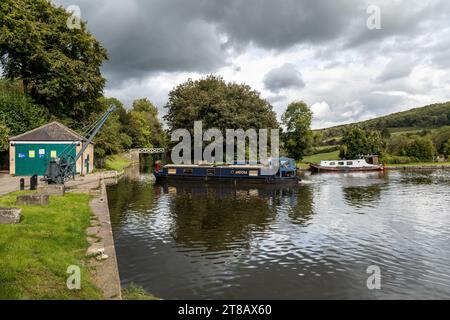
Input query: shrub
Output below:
<box><xmin>382</xmin><ymin>155</ymin><xmax>420</xmax><ymax>164</ymax></box>
<box><xmin>405</xmin><ymin>137</ymin><xmax>436</xmax><ymax>161</ymax></box>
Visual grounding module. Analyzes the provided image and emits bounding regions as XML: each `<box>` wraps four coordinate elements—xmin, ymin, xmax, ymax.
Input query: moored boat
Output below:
<box><xmin>154</xmin><ymin>158</ymin><xmax>299</xmax><ymax>184</ymax></box>
<box><xmin>310</xmin><ymin>158</ymin><xmax>384</xmax><ymax>172</ymax></box>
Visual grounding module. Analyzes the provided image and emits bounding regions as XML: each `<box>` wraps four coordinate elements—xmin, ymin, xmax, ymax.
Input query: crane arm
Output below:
<box><xmin>74</xmin><ymin>105</ymin><xmax>117</xmax><ymax>163</ymax></box>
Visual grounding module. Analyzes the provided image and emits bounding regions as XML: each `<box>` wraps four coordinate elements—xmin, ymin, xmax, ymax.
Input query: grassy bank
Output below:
<box><xmin>104</xmin><ymin>153</ymin><xmax>132</xmax><ymax>172</ymax></box>
<box><xmin>0</xmin><ymin>192</ymin><xmax>102</xmax><ymax>299</ymax></box>
<box><xmin>298</xmin><ymin>150</ymin><xmax>340</xmax><ymax>169</ymax></box>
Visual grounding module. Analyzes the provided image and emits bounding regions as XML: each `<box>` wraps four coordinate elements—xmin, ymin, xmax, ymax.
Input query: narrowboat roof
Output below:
<box><xmin>164</xmin><ymin>164</ymin><xmax>265</xmax><ymax>169</ymax></box>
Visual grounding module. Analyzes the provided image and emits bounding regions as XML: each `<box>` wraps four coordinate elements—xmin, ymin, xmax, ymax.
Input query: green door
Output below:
<box><xmin>15</xmin><ymin>144</ymin><xmax>77</xmax><ymax>176</ymax></box>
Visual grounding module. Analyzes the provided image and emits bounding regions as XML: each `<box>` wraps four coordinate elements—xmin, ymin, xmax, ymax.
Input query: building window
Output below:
<box><xmin>207</xmin><ymin>169</ymin><xmax>216</xmax><ymax>175</ymax></box>
<box><xmin>346</xmin><ymin>161</ymin><xmax>353</xmax><ymax>165</ymax></box>
<box><xmin>338</xmin><ymin>162</ymin><xmax>344</xmax><ymax>166</ymax></box>
<box><xmin>184</xmin><ymin>168</ymin><xmax>193</xmax><ymax>175</ymax></box>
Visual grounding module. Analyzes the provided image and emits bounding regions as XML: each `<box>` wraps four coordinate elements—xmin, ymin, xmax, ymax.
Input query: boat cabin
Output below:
<box><xmin>154</xmin><ymin>157</ymin><xmax>298</xmax><ymax>182</ymax></box>
<box><xmin>319</xmin><ymin>159</ymin><xmax>374</xmax><ymax>168</ymax></box>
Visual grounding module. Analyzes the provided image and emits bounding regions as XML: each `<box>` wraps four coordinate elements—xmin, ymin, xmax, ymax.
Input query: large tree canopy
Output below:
<box><xmin>127</xmin><ymin>98</ymin><xmax>166</xmax><ymax>148</ymax></box>
<box><xmin>0</xmin><ymin>0</ymin><xmax>108</xmax><ymax>124</ymax></box>
<box><xmin>281</xmin><ymin>101</ymin><xmax>313</xmax><ymax>161</ymax></box>
<box><xmin>0</xmin><ymin>80</ymin><xmax>48</xmax><ymax>140</ymax></box>
<box><xmin>339</xmin><ymin>126</ymin><xmax>383</xmax><ymax>159</ymax></box>
<box><xmin>164</xmin><ymin>75</ymin><xmax>279</xmax><ymax>132</ymax></box>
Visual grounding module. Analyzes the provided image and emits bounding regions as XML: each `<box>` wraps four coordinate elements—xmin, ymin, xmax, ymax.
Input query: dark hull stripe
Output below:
<box><xmin>154</xmin><ymin>174</ymin><xmax>299</xmax><ymax>184</ymax></box>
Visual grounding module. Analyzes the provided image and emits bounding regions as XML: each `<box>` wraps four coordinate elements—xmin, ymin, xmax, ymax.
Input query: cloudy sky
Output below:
<box><xmin>55</xmin><ymin>0</ymin><xmax>450</xmax><ymax>129</ymax></box>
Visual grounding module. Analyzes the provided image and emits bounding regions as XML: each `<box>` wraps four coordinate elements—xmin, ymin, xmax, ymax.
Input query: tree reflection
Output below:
<box><xmin>107</xmin><ymin>175</ymin><xmax>157</xmax><ymax>228</ymax></box>
<box><xmin>287</xmin><ymin>184</ymin><xmax>314</xmax><ymax>224</ymax></box>
<box><xmin>161</xmin><ymin>182</ymin><xmax>306</xmax><ymax>251</ymax></box>
<box><xmin>342</xmin><ymin>184</ymin><xmax>383</xmax><ymax>208</ymax></box>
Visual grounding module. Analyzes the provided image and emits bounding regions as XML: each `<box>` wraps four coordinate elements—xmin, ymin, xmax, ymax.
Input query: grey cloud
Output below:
<box><xmin>346</xmin><ymin>0</ymin><xmax>450</xmax><ymax>48</ymax></box>
<box><xmin>264</xmin><ymin>63</ymin><xmax>305</xmax><ymax>93</ymax></box>
<box><xmin>53</xmin><ymin>0</ymin><xmax>365</xmax><ymax>86</ymax></box>
<box><xmin>200</xmin><ymin>0</ymin><xmax>361</xmax><ymax>49</ymax></box>
<box><xmin>377</xmin><ymin>55</ymin><xmax>419</xmax><ymax>82</ymax></box>
<box><xmin>55</xmin><ymin>0</ymin><xmax>450</xmax><ymax>86</ymax></box>
<box><xmin>55</xmin><ymin>0</ymin><xmax>230</xmax><ymax>86</ymax></box>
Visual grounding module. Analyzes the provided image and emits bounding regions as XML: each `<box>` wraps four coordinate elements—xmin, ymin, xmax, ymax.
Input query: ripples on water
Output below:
<box><xmin>107</xmin><ymin>170</ymin><xmax>450</xmax><ymax>299</ymax></box>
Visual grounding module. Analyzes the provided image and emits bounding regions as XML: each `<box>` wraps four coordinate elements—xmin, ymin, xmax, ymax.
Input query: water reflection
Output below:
<box><xmin>343</xmin><ymin>184</ymin><xmax>383</xmax><ymax>209</ymax></box>
<box><xmin>108</xmin><ymin>169</ymin><xmax>450</xmax><ymax>299</ymax></box>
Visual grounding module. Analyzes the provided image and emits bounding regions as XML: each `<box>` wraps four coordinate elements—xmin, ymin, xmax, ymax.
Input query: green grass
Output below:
<box><xmin>0</xmin><ymin>192</ymin><xmax>102</xmax><ymax>300</ymax></box>
<box><xmin>297</xmin><ymin>150</ymin><xmax>340</xmax><ymax>169</ymax></box>
<box><xmin>122</xmin><ymin>284</ymin><xmax>159</xmax><ymax>300</ymax></box>
<box><xmin>104</xmin><ymin>154</ymin><xmax>132</xmax><ymax>172</ymax></box>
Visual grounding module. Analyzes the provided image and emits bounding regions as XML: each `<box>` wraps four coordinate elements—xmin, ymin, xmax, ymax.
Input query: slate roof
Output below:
<box><xmin>9</xmin><ymin>121</ymin><xmax>86</xmax><ymax>142</ymax></box>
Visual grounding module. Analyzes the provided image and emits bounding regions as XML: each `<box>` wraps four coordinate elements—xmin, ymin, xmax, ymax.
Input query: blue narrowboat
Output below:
<box><xmin>154</xmin><ymin>158</ymin><xmax>299</xmax><ymax>184</ymax></box>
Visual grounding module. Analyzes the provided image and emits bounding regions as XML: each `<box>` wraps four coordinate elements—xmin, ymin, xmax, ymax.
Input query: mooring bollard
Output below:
<box><xmin>30</xmin><ymin>174</ymin><xmax>38</xmax><ymax>190</ymax></box>
<box><xmin>20</xmin><ymin>178</ymin><xmax>25</xmax><ymax>191</ymax></box>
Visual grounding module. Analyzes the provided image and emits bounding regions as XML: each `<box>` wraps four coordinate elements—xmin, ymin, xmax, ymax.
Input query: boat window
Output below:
<box><xmin>168</xmin><ymin>168</ymin><xmax>177</xmax><ymax>175</ymax></box>
<box><xmin>249</xmin><ymin>170</ymin><xmax>259</xmax><ymax>177</ymax></box>
<box><xmin>330</xmin><ymin>162</ymin><xmax>335</xmax><ymax>165</ymax></box>
<box><xmin>338</xmin><ymin>162</ymin><xmax>344</xmax><ymax>166</ymax></box>
<box><xmin>183</xmin><ymin>168</ymin><xmax>193</xmax><ymax>175</ymax></box>
<box><xmin>207</xmin><ymin>169</ymin><xmax>215</xmax><ymax>175</ymax></box>
<box><xmin>347</xmin><ymin>161</ymin><xmax>353</xmax><ymax>165</ymax></box>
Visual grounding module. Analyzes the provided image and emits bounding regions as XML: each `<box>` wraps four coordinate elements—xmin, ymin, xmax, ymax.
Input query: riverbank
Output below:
<box><xmin>0</xmin><ymin>191</ymin><xmax>103</xmax><ymax>299</ymax></box>
<box><xmin>0</xmin><ymin>168</ymin><xmax>159</xmax><ymax>300</ymax></box>
<box><xmin>86</xmin><ymin>181</ymin><xmax>122</xmax><ymax>299</ymax></box>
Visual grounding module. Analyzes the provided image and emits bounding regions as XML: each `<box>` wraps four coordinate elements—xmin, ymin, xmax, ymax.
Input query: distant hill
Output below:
<box><xmin>316</xmin><ymin>101</ymin><xmax>450</xmax><ymax>139</ymax></box>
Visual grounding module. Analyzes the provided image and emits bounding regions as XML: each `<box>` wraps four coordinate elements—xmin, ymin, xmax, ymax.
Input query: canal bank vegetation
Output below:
<box><xmin>104</xmin><ymin>153</ymin><xmax>133</xmax><ymax>172</ymax></box>
<box><xmin>0</xmin><ymin>191</ymin><xmax>102</xmax><ymax>299</ymax></box>
<box><xmin>122</xmin><ymin>284</ymin><xmax>159</xmax><ymax>300</ymax></box>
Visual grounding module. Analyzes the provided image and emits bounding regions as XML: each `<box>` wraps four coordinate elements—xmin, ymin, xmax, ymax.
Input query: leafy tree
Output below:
<box><xmin>339</xmin><ymin>126</ymin><xmax>383</xmax><ymax>159</ymax></box>
<box><xmin>432</xmin><ymin>126</ymin><xmax>450</xmax><ymax>154</ymax></box>
<box><xmin>281</xmin><ymin>101</ymin><xmax>313</xmax><ymax>161</ymax></box>
<box><xmin>0</xmin><ymin>0</ymin><xmax>108</xmax><ymax>123</ymax></box>
<box><xmin>0</xmin><ymin>122</ymin><xmax>9</xmax><ymax>151</ymax></box>
<box><xmin>312</xmin><ymin>131</ymin><xmax>324</xmax><ymax>147</ymax></box>
<box><xmin>381</xmin><ymin>127</ymin><xmax>391</xmax><ymax>139</ymax></box>
<box><xmin>0</xmin><ymin>79</ymin><xmax>48</xmax><ymax>136</ymax></box>
<box><xmin>442</xmin><ymin>139</ymin><xmax>450</xmax><ymax>157</ymax></box>
<box><xmin>164</xmin><ymin>75</ymin><xmax>278</xmax><ymax>132</ymax></box>
<box><xmin>127</xmin><ymin>98</ymin><xmax>166</xmax><ymax>148</ymax></box>
<box><xmin>386</xmin><ymin>135</ymin><xmax>409</xmax><ymax>156</ymax></box>
<box><xmin>406</xmin><ymin>137</ymin><xmax>436</xmax><ymax>161</ymax></box>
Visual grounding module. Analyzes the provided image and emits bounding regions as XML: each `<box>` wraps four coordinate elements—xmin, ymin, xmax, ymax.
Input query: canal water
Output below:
<box><xmin>107</xmin><ymin>169</ymin><xmax>450</xmax><ymax>299</ymax></box>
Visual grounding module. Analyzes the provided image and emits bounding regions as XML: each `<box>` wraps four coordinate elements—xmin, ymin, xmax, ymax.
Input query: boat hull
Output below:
<box><xmin>309</xmin><ymin>163</ymin><xmax>384</xmax><ymax>173</ymax></box>
<box><xmin>154</xmin><ymin>172</ymin><xmax>299</xmax><ymax>184</ymax></box>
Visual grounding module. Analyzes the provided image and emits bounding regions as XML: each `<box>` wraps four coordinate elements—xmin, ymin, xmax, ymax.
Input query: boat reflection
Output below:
<box><xmin>155</xmin><ymin>180</ymin><xmax>314</xmax><ymax>251</ymax></box>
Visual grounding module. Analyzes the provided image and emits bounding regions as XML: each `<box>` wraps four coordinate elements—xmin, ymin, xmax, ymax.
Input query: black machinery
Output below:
<box><xmin>43</xmin><ymin>105</ymin><xmax>117</xmax><ymax>184</ymax></box>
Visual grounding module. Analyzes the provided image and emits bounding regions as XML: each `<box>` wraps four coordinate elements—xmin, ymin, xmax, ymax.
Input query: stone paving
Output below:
<box><xmin>0</xmin><ymin>173</ymin><xmax>30</xmax><ymax>196</ymax></box>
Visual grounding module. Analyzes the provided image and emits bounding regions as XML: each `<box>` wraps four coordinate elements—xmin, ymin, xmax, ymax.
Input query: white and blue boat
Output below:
<box><xmin>154</xmin><ymin>158</ymin><xmax>299</xmax><ymax>184</ymax></box>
